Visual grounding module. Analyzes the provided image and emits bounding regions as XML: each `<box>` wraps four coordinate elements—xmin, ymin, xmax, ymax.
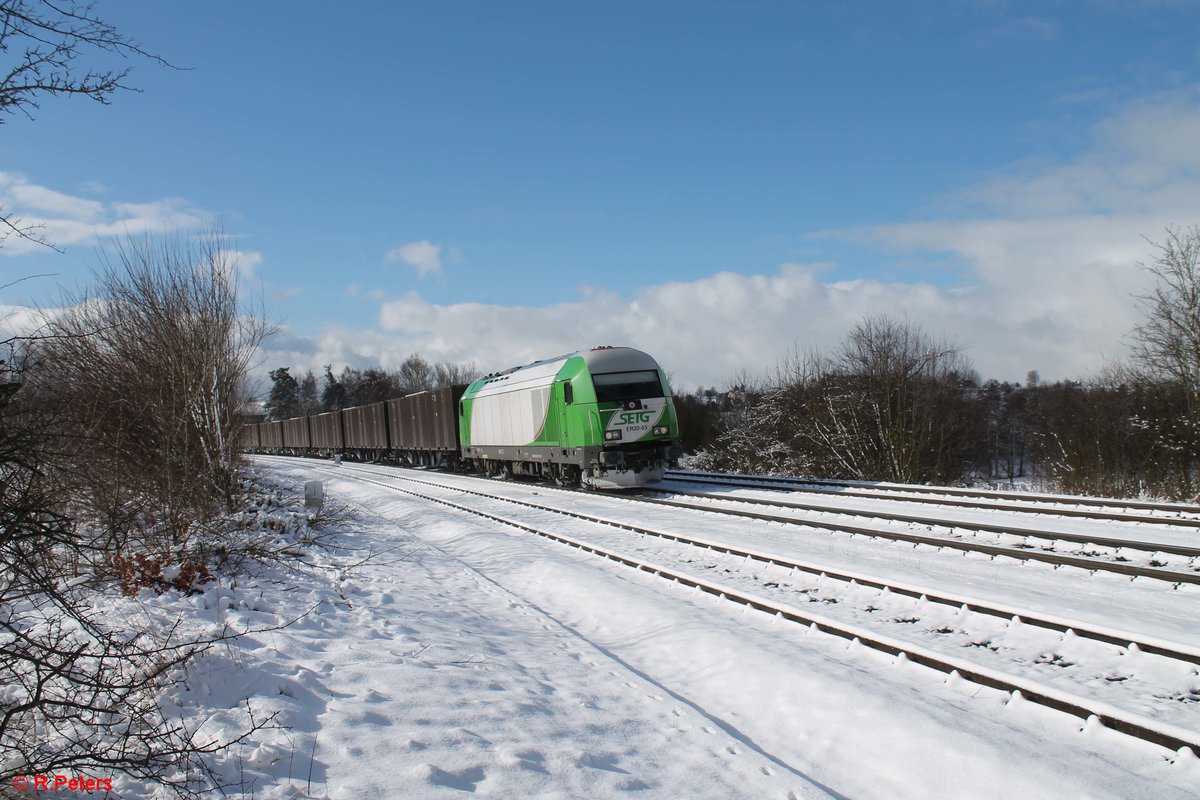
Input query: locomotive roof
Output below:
<box><xmin>577</xmin><ymin>346</ymin><xmax>660</xmax><ymax>373</ymax></box>
<box><xmin>482</xmin><ymin>346</ymin><xmax>660</xmax><ymax>382</ymax></box>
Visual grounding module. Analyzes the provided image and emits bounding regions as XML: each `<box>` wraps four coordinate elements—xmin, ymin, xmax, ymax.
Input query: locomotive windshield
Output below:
<box><xmin>592</xmin><ymin>370</ymin><xmax>663</xmax><ymax>403</ymax></box>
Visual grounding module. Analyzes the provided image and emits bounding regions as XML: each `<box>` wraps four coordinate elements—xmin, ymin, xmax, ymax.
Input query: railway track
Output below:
<box><xmin>663</xmin><ymin>469</ymin><xmax>1200</xmax><ymax>528</ymax></box>
<box><xmin>256</xmin><ymin>456</ymin><xmax>1200</xmax><ymax>757</ymax></box>
<box><xmin>634</xmin><ymin>489</ymin><xmax>1200</xmax><ymax>585</ymax></box>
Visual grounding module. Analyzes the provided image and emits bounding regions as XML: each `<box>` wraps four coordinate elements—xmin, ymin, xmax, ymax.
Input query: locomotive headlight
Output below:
<box><xmin>604</xmin><ymin>430</ymin><xmax>622</xmax><ymax>441</ymax></box>
<box><xmin>653</xmin><ymin>426</ymin><xmax>669</xmax><ymax>436</ymax></box>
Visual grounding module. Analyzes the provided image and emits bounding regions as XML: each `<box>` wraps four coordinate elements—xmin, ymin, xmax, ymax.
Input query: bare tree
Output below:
<box><xmin>1</xmin><ymin>334</ymin><xmax>272</xmax><ymax>797</ymax></box>
<box><xmin>31</xmin><ymin>231</ymin><xmax>272</xmax><ymax>546</ymax></box>
<box><xmin>700</xmin><ymin>316</ymin><xmax>982</xmax><ymax>484</ymax></box>
<box><xmin>1130</xmin><ymin>226</ymin><xmax>1200</xmax><ymax>405</ymax></box>
<box><xmin>823</xmin><ymin>316</ymin><xmax>980</xmax><ymax>483</ymax></box>
<box><xmin>1123</xmin><ymin>227</ymin><xmax>1200</xmax><ymax>498</ymax></box>
<box><xmin>433</xmin><ymin>358</ymin><xmax>480</xmax><ymax>388</ymax></box>
<box><xmin>1</xmin><ymin>0</ymin><xmax>171</xmax><ymax>250</ymax></box>
<box><xmin>393</xmin><ymin>353</ymin><xmax>435</xmax><ymax>394</ymax></box>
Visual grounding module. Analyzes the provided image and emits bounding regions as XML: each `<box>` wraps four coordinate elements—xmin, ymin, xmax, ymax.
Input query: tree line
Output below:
<box><xmin>263</xmin><ymin>356</ymin><xmax>481</xmax><ymax>420</ymax></box>
<box><xmin>685</xmin><ymin>227</ymin><xmax>1200</xmax><ymax>502</ymax></box>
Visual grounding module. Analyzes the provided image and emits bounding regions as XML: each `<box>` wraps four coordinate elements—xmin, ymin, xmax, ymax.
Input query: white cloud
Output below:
<box><xmin>251</xmin><ymin>250</ymin><xmax>1137</xmax><ymax>392</ymax></box>
<box><xmin>0</xmin><ymin>172</ymin><xmax>211</xmax><ymax>255</ymax></box>
<box><xmin>256</xmin><ymin>88</ymin><xmax>1200</xmax><ymax>392</ymax></box>
<box><xmin>228</xmin><ymin>249</ymin><xmax>263</xmax><ymax>280</ymax></box>
<box><xmin>7</xmin><ymin>179</ymin><xmax>104</xmax><ymax>221</ymax></box>
<box><xmin>14</xmin><ymin>90</ymin><xmax>1186</xmax><ymax>394</ymax></box>
<box><xmin>826</xmin><ymin>88</ymin><xmax>1200</xmax><ymax>381</ymax></box>
<box><xmin>0</xmin><ymin>302</ymin><xmax>56</xmax><ymax>343</ymax></box>
<box><xmin>384</xmin><ymin>240</ymin><xmax>443</xmax><ymax>277</ymax></box>
<box><xmin>250</xmin><ymin>265</ymin><xmax>949</xmax><ymax>391</ymax></box>
<box><xmin>956</xmin><ymin>89</ymin><xmax>1200</xmax><ymax>217</ymax></box>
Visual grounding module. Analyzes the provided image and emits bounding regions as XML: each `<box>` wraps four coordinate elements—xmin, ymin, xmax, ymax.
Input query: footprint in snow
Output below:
<box><xmin>496</xmin><ymin>748</ymin><xmax>548</xmax><ymax>774</ymax></box>
<box><xmin>412</xmin><ymin>764</ymin><xmax>487</xmax><ymax>792</ymax></box>
<box><xmin>356</xmin><ymin>710</ymin><xmax>392</xmax><ymax>726</ymax></box>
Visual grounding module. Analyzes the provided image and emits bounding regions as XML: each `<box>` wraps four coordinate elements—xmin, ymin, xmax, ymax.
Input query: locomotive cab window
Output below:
<box><xmin>592</xmin><ymin>370</ymin><xmax>663</xmax><ymax>403</ymax></box>
<box><xmin>563</xmin><ymin>382</ymin><xmax>574</xmax><ymax>405</ymax></box>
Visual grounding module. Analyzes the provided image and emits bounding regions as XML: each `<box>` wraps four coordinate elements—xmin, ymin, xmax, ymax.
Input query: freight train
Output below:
<box><xmin>242</xmin><ymin>346</ymin><xmax>683</xmax><ymax>489</ymax></box>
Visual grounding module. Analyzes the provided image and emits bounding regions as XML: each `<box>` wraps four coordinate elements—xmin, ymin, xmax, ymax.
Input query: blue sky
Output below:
<box><xmin>3</xmin><ymin>1</ymin><xmax>1200</xmax><ymax>389</ymax></box>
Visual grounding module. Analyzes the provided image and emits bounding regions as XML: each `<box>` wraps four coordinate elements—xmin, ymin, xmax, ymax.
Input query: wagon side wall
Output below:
<box><xmin>343</xmin><ymin>402</ymin><xmax>389</xmax><ymax>449</ymax></box>
<box><xmin>261</xmin><ymin>420</ymin><xmax>284</xmax><ymax>449</ymax></box>
<box><xmin>311</xmin><ymin>411</ymin><xmax>344</xmax><ymax>450</ymax></box>
<box><xmin>240</xmin><ymin>422</ymin><xmax>261</xmax><ymax>449</ymax></box>
<box><xmin>282</xmin><ymin>416</ymin><xmax>312</xmax><ymax>450</ymax></box>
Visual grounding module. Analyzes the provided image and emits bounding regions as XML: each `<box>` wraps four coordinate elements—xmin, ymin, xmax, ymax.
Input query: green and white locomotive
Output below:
<box><xmin>243</xmin><ymin>345</ymin><xmax>682</xmax><ymax>490</ymax></box>
<box><xmin>459</xmin><ymin>346</ymin><xmax>683</xmax><ymax>489</ymax></box>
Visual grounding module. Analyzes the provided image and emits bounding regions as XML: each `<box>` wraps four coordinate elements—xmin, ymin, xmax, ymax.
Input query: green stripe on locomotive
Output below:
<box><xmin>457</xmin><ymin>350</ymin><xmax>678</xmax><ymax>451</ymax></box>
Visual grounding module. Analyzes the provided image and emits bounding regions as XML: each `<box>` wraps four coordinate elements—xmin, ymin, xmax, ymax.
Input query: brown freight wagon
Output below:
<box><xmin>260</xmin><ymin>420</ymin><xmax>284</xmax><ymax>450</ymax></box>
<box><xmin>282</xmin><ymin>415</ymin><xmax>312</xmax><ymax>451</ymax></box>
<box><xmin>386</xmin><ymin>385</ymin><xmax>467</xmax><ymax>465</ymax></box>
<box><xmin>240</xmin><ymin>422</ymin><xmax>261</xmax><ymax>450</ymax></box>
<box><xmin>427</xmin><ymin>384</ymin><xmax>468</xmax><ymax>451</ymax></box>
<box><xmin>342</xmin><ymin>401</ymin><xmax>389</xmax><ymax>451</ymax></box>
<box><xmin>386</xmin><ymin>394</ymin><xmax>416</xmax><ymax>451</ymax></box>
<box><xmin>310</xmin><ymin>410</ymin><xmax>344</xmax><ymax>451</ymax></box>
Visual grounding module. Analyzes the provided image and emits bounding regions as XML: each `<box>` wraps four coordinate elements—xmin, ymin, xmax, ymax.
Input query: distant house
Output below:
<box><xmin>239</xmin><ymin>402</ymin><xmax>268</xmax><ymax>425</ymax></box>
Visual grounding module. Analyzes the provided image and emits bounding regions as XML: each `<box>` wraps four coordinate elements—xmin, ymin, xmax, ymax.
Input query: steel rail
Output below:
<box><xmin>666</xmin><ymin>469</ymin><xmax>1200</xmax><ymax>522</ymax></box>
<box><xmin>255</xmin><ymin>454</ymin><xmax>1199</xmax><ymax>581</ymax></box>
<box><xmin>270</xmin><ymin>457</ymin><xmax>1200</xmax><ymax>661</ymax></box>
<box><xmin>272</xmin><ymin>457</ymin><xmax>1200</xmax><ymax>757</ymax></box>
<box><xmin>632</xmin><ymin>493</ymin><xmax>1200</xmax><ymax>585</ymax></box>
<box><xmin>641</xmin><ymin>488</ymin><xmax>1200</xmax><ymax>560</ymax></box>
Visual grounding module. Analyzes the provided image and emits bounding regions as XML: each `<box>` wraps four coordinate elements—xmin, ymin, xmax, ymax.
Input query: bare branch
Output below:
<box><xmin>0</xmin><ymin>1</ymin><xmax>179</xmax><ymax>251</ymax></box>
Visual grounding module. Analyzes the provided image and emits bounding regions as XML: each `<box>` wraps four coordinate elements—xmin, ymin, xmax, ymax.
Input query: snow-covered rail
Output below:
<box><xmin>257</xmin><ymin>457</ymin><xmax>1200</xmax><ymax>758</ymax></box>
<box><xmin>664</xmin><ymin>470</ymin><xmax>1200</xmax><ymax>527</ymax></box>
<box><xmin>636</xmin><ymin>489</ymin><xmax>1200</xmax><ymax>585</ymax></box>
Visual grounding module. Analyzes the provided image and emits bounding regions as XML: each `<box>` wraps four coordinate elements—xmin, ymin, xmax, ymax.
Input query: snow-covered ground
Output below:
<box><xmin>102</xmin><ymin>459</ymin><xmax>1200</xmax><ymax>798</ymax></box>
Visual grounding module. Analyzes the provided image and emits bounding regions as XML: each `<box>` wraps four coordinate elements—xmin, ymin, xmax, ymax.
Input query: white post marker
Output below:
<box><xmin>305</xmin><ymin>480</ymin><xmax>325</xmax><ymax>513</ymax></box>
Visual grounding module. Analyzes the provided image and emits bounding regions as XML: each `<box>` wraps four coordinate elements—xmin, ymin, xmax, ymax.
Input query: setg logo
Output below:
<box><xmin>605</xmin><ymin>398</ymin><xmax>666</xmax><ymax>442</ymax></box>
